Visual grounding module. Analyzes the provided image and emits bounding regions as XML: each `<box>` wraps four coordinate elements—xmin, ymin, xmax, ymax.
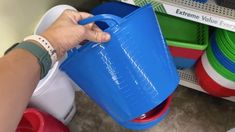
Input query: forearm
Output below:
<box><xmin>0</xmin><ymin>49</ymin><xmax>40</xmax><ymax>132</ymax></box>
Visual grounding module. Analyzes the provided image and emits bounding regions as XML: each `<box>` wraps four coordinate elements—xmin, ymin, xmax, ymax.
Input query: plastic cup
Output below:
<box><xmin>117</xmin><ymin>96</ymin><xmax>173</xmax><ymax>130</ymax></box>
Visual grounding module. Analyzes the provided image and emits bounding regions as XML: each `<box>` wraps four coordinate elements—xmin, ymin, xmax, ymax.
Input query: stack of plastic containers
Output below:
<box><xmin>61</xmin><ymin>3</ymin><xmax>179</xmax><ymax>130</ymax></box>
<box><xmin>121</xmin><ymin>95</ymin><xmax>173</xmax><ymax>130</ymax></box>
<box><xmin>195</xmin><ymin>29</ymin><xmax>235</xmax><ymax>97</ymax></box>
<box><xmin>156</xmin><ymin>13</ymin><xmax>209</xmax><ymax>69</ymax></box>
<box><xmin>128</xmin><ymin>1</ymin><xmax>209</xmax><ymax>69</ymax></box>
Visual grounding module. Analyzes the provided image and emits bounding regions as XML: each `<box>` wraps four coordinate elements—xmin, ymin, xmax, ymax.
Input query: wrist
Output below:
<box><xmin>41</xmin><ymin>32</ymin><xmax>65</xmax><ymax>59</ymax></box>
<box><xmin>24</xmin><ymin>35</ymin><xmax>57</xmax><ymax>66</ymax></box>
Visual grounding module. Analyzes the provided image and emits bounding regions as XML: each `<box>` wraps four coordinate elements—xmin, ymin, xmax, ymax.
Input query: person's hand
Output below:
<box><xmin>41</xmin><ymin>10</ymin><xmax>111</xmax><ymax>59</ymax></box>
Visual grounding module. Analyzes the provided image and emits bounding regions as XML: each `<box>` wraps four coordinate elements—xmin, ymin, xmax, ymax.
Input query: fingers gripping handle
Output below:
<box><xmin>79</xmin><ymin>14</ymin><xmax>122</xmax><ymax>27</ymax></box>
<box><xmin>69</xmin><ymin>14</ymin><xmax>121</xmax><ymax>54</ymax></box>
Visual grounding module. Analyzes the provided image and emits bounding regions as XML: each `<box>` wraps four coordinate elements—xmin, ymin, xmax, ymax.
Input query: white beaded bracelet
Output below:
<box><xmin>24</xmin><ymin>35</ymin><xmax>57</xmax><ymax>66</ymax></box>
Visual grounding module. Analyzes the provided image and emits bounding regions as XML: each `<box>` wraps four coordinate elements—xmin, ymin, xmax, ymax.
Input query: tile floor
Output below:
<box><xmin>68</xmin><ymin>86</ymin><xmax>235</xmax><ymax>132</ymax></box>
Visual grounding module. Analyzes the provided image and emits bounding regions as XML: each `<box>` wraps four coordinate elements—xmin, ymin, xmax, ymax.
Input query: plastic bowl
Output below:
<box><xmin>117</xmin><ymin>96</ymin><xmax>172</xmax><ymax>130</ymax></box>
<box><xmin>195</xmin><ymin>53</ymin><xmax>235</xmax><ymax>97</ymax></box>
<box><xmin>119</xmin><ymin>109</ymin><xmax>169</xmax><ymax>130</ymax></box>
<box><xmin>202</xmin><ymin>53</ymin><xmax>235</xmax><ymax>90</ymax></box>
<box><xmin>132</xmin><ymin>95</ymin><xmax>173</xmax><ymax>123</ymax></box>
<box><xmin>168</xmin><ymin>46</ymin><xmax>204</xmax><ymax>59</ymax></box>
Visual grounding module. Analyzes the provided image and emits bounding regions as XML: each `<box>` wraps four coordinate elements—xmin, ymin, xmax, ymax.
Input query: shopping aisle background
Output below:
<box><xmin>69</xmin><ymin>86</ymin><xmax>235</xmax><ymax>132</ymax></box>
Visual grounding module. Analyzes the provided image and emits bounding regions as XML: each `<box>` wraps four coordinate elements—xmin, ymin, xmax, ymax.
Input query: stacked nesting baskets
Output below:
<box><xmin>196</xmin><ymin>29</ymin><xmax>235</xmax><ymax>97</ymax></box>
<box><xmin>157</xmin><ymin>13</ymin><xmax>209</xmax><ymax>69</ymax></box>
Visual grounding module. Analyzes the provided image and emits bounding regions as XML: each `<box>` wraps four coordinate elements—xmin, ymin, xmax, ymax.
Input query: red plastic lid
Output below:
<box><xmin>16</xmin><ymin>108</ymin><xmax>69</xmax><ymax>132</ymax></box>
<box><xmin>132</xmin><ymin>95</ymin><xmax>173</xmax><ymax>123</ymax></box>
<box><xmin>195</xmin><ymin>59</ymin><xmax>235</xmax><ymax>97</ymax></box>
<box><xmin>17</xmin><ymin>109</ymin><xmax>44</xmax><ymax>132</ymax></box>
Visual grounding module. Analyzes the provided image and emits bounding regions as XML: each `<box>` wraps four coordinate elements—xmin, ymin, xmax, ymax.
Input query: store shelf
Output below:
<box><xmin>178</xmin><ymin>68</ymin><xmax>235</xmax><ymax>102</ymax></box>
<box><xmin>120</xmin><ymin>0</ymin><xmax>235</xmax><ymax>32</ymax></box>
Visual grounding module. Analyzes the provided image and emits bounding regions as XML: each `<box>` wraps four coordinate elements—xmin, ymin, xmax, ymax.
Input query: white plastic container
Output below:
<box><xmin>30</xmin><ymin>5</ymin><xmax>80</xmax><ymax>124</ymax></box>
<box><xmin>30</xmin><ymin>62</ymin><xmax>76</xmax><ymax>124</ymax></box>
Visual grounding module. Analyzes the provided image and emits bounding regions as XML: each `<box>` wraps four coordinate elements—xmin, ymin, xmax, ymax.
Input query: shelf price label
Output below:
<box><xmin>163</xmin><ymin>4</ymin><xmax>235</xmax><ymax>32</ymax></box>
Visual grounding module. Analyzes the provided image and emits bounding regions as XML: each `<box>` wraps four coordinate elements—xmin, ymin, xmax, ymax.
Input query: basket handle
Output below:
<box><xmin>79</xmin><ymin>14</ymin><xmax>122</xmax><ymax>27</ymax></box>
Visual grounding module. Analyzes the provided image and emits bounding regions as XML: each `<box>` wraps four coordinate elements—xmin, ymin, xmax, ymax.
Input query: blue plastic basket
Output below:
<box><xmin>91</xmin><ymin>2</ymin><xmax>138</xmax><ymax>30</ymax></box>
<box><xmin>91</xmin><ymin>1</ymin><xmax>207</xmax><ymax>69</ymax></box>
<box><xmin>61</xmin><ymin>4</ymin><xmax>179</xmax><ymax>123</ymax></box>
